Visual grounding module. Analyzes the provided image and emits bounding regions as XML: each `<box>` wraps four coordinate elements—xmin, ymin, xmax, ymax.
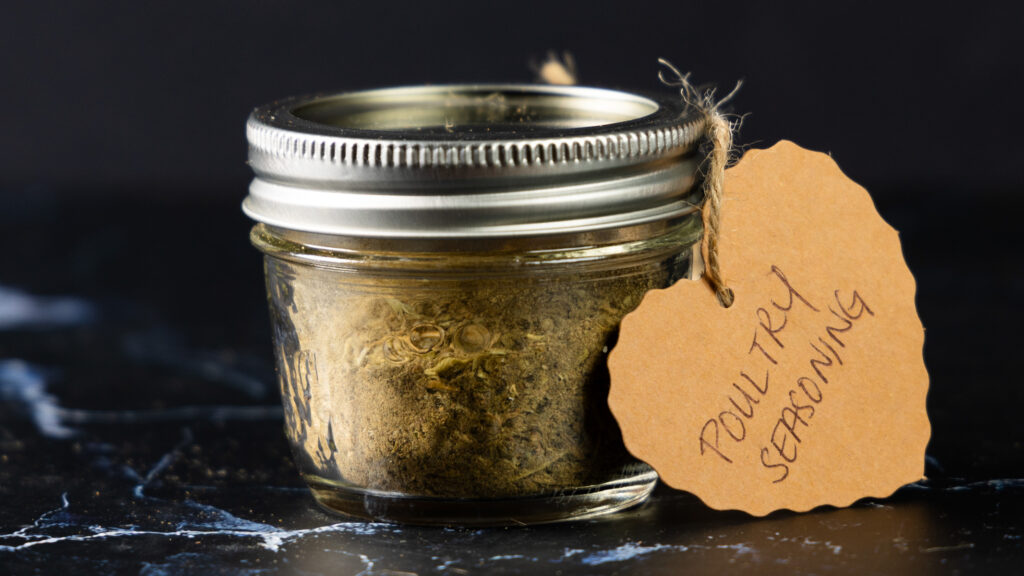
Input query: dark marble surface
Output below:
<box><xmin>0</xmin><ymin>190</ymin><xmax>1022</xmax><ymax>575</ymax></box>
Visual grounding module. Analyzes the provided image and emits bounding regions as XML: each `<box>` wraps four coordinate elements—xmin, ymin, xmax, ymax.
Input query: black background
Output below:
<box><xmin>2</xmin><ymin>0</ymin><xmax>1022</xmax><ymax>194</ymax></box>
<box><xmin>1</xmin><ymin>1</ymin><xmax>1023</xmax><ymax>479</ymax></box>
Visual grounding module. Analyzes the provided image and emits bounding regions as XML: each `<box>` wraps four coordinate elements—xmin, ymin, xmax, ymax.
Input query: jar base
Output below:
<box><xmin>303</xmin><ymin>468</ymin><xmax>659</xmax><ymax>527</ymax></box>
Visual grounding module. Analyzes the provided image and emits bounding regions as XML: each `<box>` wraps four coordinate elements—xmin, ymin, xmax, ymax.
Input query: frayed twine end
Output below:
<box><xmin>533</xmin><ymin>51</ymin><xmax>578</xmax><ymax>86</ymax></box>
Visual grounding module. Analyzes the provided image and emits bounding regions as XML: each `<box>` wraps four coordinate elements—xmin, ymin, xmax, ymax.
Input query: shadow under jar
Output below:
<box><xmin>244</xmin><ymin>84</ymin><xmax>708</xmax><ymax>526</ymax></box>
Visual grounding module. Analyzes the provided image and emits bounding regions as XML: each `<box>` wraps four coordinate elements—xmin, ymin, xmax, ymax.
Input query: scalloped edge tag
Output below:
<box><xmin>608</xmin><ymin>140</ymin><xmax>930</xmax><ymax>516</ymax></box>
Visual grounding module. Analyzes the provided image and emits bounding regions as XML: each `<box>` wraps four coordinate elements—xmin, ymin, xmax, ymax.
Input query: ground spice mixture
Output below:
<box><xmin>264</xmin><ymin>246</ymin><xmax>683</xmax><ymax>498</ymax></box>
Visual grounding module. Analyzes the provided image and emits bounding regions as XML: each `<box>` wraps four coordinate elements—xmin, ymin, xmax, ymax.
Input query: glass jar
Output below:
<box><xmin>244</xmin><ymin>85</ymin><xmax>707</xmax><ymax>525</ymax></box>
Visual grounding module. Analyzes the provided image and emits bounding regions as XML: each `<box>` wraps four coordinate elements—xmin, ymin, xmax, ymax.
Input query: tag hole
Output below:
<box><xmin>717</xmin><ymin>288</ymin><xmax>735</xmax><ymax>308</ymax></box>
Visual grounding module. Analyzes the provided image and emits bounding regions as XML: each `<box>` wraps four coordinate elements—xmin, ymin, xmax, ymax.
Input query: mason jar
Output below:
<box><xmin>244</xmin><ymin>85</ymin><xmax>707</xmax><ymax>525</ymax></box>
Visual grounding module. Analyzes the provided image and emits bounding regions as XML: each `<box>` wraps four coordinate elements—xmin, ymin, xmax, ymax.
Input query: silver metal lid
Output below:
<box><xmin>244</xmin><ymin>84</ymin><xmax>706</xmax><ymax>238</ymax></box>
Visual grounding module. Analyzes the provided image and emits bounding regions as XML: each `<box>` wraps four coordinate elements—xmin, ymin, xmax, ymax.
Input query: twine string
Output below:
<box><xmin>658</xmin><ymin>59</ymin><xmax>741</xmax><ymax>308</ymax></box>
<box><xmin>536</xmin><ymin>55</ymin><xmax>740</xmax><ymax>306</ymax></box>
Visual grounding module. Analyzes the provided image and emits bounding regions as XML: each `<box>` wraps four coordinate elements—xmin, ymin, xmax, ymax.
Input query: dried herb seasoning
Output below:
<box><xmin>267</xmin><ymin>254</ymin><xmax>672</xmax><ymax>498</ymax></box>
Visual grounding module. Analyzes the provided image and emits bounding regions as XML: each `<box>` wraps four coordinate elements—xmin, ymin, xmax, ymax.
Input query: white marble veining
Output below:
<box><xmin>0</xmin><ymin>285</ymin><xmax>95</xmax><ymax>330</ymax></box>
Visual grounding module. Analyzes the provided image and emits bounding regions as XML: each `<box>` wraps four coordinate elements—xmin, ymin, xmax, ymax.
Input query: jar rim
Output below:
<box><xmin>250</xmin><ymin>216</ymin><xmax>702</xmax><ymax>277</ymax></box>
<box><xmin>253</xmin><ymin>84</ymin><xmax>693</xmax><ymax>144</ymax></box>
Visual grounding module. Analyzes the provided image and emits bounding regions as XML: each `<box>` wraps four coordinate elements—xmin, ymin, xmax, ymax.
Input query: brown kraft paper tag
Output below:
<box><xmin>607</xmin><ymin>140</ymin><xmax>930</xmax><ymax>516</ymax></box>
